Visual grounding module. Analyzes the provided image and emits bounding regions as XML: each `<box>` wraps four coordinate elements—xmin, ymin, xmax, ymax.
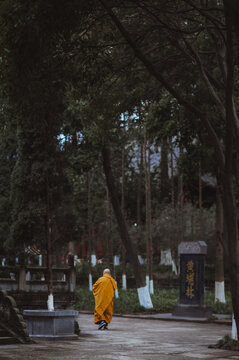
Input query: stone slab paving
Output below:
<box><xmin>0</xmin><ymin>313</ymin><xmax>239</xmax><ymax>360</ymax></box>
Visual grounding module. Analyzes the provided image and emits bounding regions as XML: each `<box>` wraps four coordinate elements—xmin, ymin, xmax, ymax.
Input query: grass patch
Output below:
<box><xmin>74</xmin><ymin>286</ymin><xmax>232</xmax><ymax>315</ymax></box>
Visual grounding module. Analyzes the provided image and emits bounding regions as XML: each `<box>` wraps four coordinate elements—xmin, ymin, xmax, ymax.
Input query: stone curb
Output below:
<box><xmin>77</xmin><ymin>310</ymin><xmax>232</xmax><ymax>326</ymax></box>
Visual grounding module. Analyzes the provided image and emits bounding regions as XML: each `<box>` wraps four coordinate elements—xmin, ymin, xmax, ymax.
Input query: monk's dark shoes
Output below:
<box><xmin>98</xmin><ymin>320</ymin><xmax>107</xmax><ymax>330</ymax></box>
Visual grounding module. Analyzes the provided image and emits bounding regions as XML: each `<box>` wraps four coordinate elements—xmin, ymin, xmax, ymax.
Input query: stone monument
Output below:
<box><xmin>173</xmin><ymin>241</ymin><xmax>212</xmax><ymax>318</ymax></box>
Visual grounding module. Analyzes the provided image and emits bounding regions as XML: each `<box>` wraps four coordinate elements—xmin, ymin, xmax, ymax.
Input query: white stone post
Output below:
<box><xmin>89</xmin><ymin>273</ymin><xmax>93</xmax><ymax>291</ymax></box>
<box><xmin>115</xmin><ymin>282</ymin><xmax>119</xmax><ymax>298</ymax></box>
<box><xmin>137</xmin><ymin>286</ymin><xmax>153</xmax><ymax>309</ymax></box>
<box><xmin>91</xmin><ymin>254</ymin><xmax>97</xmax><ymax>266</ymax></box>
<box><xmin>146</xmin><ymin>275</ymin><xmax>150</xmax><ymax>290</ymax></box>
<box><xmin>113</xmin><ymin>255</ymin><xmax>120</xmax><ymax>266</ymax></box>
<box><xmin>47</xmin><ymin>294</ymin><xmax>54</xmax><ymax>311</ymax></box>
<box><xmin>122</xmin><ymin>274</ymin><xmax>127</xmax><ymax>290</ymax></box>
<box><xmin>149</xmin><ymin>279</ymin><xmax>154</xmax><ymax>295</ymax></box>
<box><xmin>215</xmin><ymin>281</ymin><xmax>226</xmax><ymax>303</ymax></box>
<box><xmin>232</xmin><ymin>313</ymin><xmax>238</xmax><ymax>340</ymax></box>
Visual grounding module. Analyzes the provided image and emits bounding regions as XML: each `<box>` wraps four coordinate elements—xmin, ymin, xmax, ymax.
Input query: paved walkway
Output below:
<box><xmin>0</xmin><ymin>313</ymin><xmax>239</xmax><ymax>360</ymax></box>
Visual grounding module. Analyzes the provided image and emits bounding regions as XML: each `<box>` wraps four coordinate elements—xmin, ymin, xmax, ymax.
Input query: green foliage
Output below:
<box><xmin>74</xmin><ymin>286</ymin><xmax>95</xmax><ymax>312</ymax></box>
<box><xmin>74</xmin><ymin>287</ymin><xmax>179</xmax><ymax>314</ymax></box>
<box><xmin>151</xmin><ymin>203</ymin><xmax>216</xmax><ymax>251</ymax></box>
<box><xmin>204</xmin><ymin>291</ymin><xmax>232</xmax><ymax>314</ymax></box>
<box><xmin>76</xmin><ymin>263</ymin><xmax>176</xmax><ymax>281</ymax></box>
<box><xmin>0</xmin><ymin>117</ymin><xmax>17</xmax><ymax>253</ymax></box>
<box><xmin>212</xmin><ymin>334</ymin><xmax>239</xmax><ymax>351</ymax></box>
<box><xmin>75</xmin><ymin>287</ymin><xmax>231</xmax><ymax>314</ymax></box>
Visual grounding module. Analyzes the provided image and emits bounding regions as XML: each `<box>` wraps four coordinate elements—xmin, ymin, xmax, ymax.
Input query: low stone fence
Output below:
<box><xmin>0</xmin><ymin>265</ymin><xmax>76</xmax><ymax>293</ymax></box>
<box><xmin>0</xmin><ymin>265</ymin><xmax>76</xmax><ymax>311</ymax></box>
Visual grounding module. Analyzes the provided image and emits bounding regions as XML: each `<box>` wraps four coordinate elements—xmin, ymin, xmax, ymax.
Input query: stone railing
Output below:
<box><xmin>0</xmin><ymin>265</ymin><xmax>76</xmax><ymax>293</ymax></box>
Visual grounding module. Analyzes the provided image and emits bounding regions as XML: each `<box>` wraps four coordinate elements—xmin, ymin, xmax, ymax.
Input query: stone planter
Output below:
<box><xmin>23</xmin><ymin>309</ymin><xmax>78</xmax><ymax>340</ymax></box>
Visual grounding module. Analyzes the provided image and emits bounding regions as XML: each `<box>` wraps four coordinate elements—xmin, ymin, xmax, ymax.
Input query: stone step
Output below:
<box><xmin>0</xmin><ymin>326</ymin><xmax>20</xmax><ymax>345</ymax></box>
<box><xmin>0</xmin><ymin>336</ymin><xmax>19</xmax><ymax>345</ymax></box>
<box><xmin>0</xmin><ymin>328</ymin><xmax>10</xmax><ymax>337</ymax></box>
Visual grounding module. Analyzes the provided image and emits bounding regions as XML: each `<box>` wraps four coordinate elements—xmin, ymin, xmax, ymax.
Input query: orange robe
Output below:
<box><xmin>93</xmin><ymin>273</ymin><xmax>117</xmax><ymax>324</ymax></box>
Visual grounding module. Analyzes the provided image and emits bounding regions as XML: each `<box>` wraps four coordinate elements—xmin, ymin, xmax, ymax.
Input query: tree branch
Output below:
<box><xmin>99</xmin><ymin>0</ymin><xmax>225</xmax><ymax>168</ymax></box>
<box><xmin>183</xmin><ymin>38</ymin><xmax>226</xmax><ymax>120</ymax></box>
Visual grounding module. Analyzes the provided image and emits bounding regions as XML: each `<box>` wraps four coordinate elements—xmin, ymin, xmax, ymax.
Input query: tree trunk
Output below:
<box><xmin>222</xmin><ymin>3</ymin><xmax>239</xmax><ymax>335</ymax></box>
<box><xmin>160</xmin><ymin>137</ymin><xmax>169</xmax><ymax>203</ymax></box>
<box><xmin>144</xmin><ymin>137</ymin><xmax>153</xmax><ymax>293</ymax></box>
<box><xmin>170</xmin><ymin>138</ymin><xmax>175</xmax><ymax>208</ymax></box>
<box><xmin>215</xmin><ymin>178</ymin><xmax>225</xmax><ymax>303</ymax></box>
<box><xmin>121</xmin><ymin>140</ymin><xmax>127</xmax><ymax>290</ymax></box>
<box><xmin>137</xmin><ymin>143</ymin><xmax>143</xmax><ymax>227</ymax></box>
<box><xmin>45</xmin><ymin>171</ymin><xmax>54</xmax><ymax>310</ymax></box>
<box><xmin>221</xmin><ymin>172</ymin><xmax>239</xmax><ymax>332</ymax></box>
<box><xmin>102</xmin><ymin>146</ymin><xmax>145</xmax><ymax>288</ymax></box>
<box><xmin>178</xmin><ymin>175</ymin><xmax>184</xmax><ymax>243</ymax></box>
<box><xmin>87</xmin><ymin>171</ymin><xmax>94</xmax><ymax>290</ymax></box>
<box><xmin>106</xmin><ymin>187</ymin><xmax>113</xmax><ymax>268</ymax></box>
<box><xmin>198</xmin><ymin>161</ymin><xmax>203</xmax><ymax>240</ymax></box>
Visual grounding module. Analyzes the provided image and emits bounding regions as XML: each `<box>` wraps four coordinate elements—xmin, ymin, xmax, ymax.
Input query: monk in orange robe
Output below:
<box><xmin>93</xmin><ymin>268</ymin><xmax>117</xmax><ymax>330</ymax></box>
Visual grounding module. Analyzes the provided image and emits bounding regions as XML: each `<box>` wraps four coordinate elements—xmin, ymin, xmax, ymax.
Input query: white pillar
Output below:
<box><xmin>160</xmin><ymin>249</ymin><xmax>172</xmax><ymax>265</ymax></box>
<box><xmin>89</xmin><ymin>273</ymin><xmax>93</xmax><ymax>291</ymax></box>
<box><xmin>149</xmin><ymin>279</ymin><xmax>154</xmax><ymax>295</ymax></box>
<box><xmin>113</xmin><ymin>255</ymin><xmax>120</xmax><ymax>266</ymax></box>
<box><xmin>91</xmin><ymin>254</ymin><xmax>96</xmax><ymax>266</ymax></box>
<box><xmin>172</xmin><ymin>259</ymin><xmax>178</xmax><ymax>275</ymax></box>
<box><xmin>146</xmin><ymin>275</ymin><xmax>150</xmax><ymax>290</ymax></box>
<box><xmin>26</xmin><ymin>271</ymin><xmax>31</xmax><ymax>281</ymax></box>
<box><xmin>232</xmin><ymin>313</ymin><xmax>238</xmax><ymax>340</ymax></box>
<box><xmin>115</xmin><ymin>282</ymin><xmax>119</xmax><ymax>298</ymax></box>
<box><xmin>138</xmin><ymin>255</ymin><xmax>144</xmax><ymax>265</ymax></box>
<box><xmin>39</xmin><ymin>254</ymin><xmax>42</xmax><ymax>266</ymax></box>
<box><xmin>122</xmin><ymin>274</ymin><xmax>127</xmax><ymax>290</ymax></box>
<box><xmin>215</xmin><ymin>281</ymin><xmax>226</xmax><ymax>303</ymax></box>
<box><xmin>47</xmin><ymin>294</ymin><xmax>54</xmax><ymax>311</ymax></box>
<box><xmin>137</xmin><ymin>286</ymin><xmax>153</xmax><ymax>309</ymax></box>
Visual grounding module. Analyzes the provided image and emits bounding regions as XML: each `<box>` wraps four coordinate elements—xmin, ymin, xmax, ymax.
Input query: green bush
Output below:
<box><xmin>75</xmin><ymin>263</ymin><xmax>177</xmax><ymax>281</ymax></box>
<box><xmin>74</xmin><ymin>287</ymin><xmax>179</xmax><ymax>314</ymax></box>
<box><xmin>74</xmin><ymin>286</ymin><xmax>233</xmax><ymax>315</ymax></box>
<box><xmin>74</xmin><ymin>286</ymin><xmax>95</xmax><ymax>312</ymax></box>
<box><xmin>205</xmin><ymin>290</ymin><xmax>232</xmax><ymax>314</ymax></box>
<box><xmin>214</xmin><ymin>334</ymin><xmax>239</xmax><ymax>350</ymax></box>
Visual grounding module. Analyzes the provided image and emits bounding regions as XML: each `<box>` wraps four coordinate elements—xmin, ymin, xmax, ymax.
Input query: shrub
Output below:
<box><xmin>74</xmin><ymin>286</ymin><xmax>233</xmax><ymax>315</ymax></box>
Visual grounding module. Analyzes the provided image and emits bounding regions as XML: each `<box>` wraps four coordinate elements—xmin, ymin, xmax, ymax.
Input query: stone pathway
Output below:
<box><xmin>0</xmin><ymin>313</ymin><xmax>239</xmax><ymax>360</ymax></box>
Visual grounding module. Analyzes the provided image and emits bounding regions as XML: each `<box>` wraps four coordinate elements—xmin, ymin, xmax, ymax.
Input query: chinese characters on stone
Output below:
<box><xmin>186</xmin><ymin>260</ymin><xmax>195</xmax><ymax>299</ymax></box>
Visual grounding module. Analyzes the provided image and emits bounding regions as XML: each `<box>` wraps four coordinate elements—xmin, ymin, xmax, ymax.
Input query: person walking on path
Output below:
<box><xmin>93</xmin><ymin>268</ymin><xmax>117</xmax><ymax>330</ymax></box>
